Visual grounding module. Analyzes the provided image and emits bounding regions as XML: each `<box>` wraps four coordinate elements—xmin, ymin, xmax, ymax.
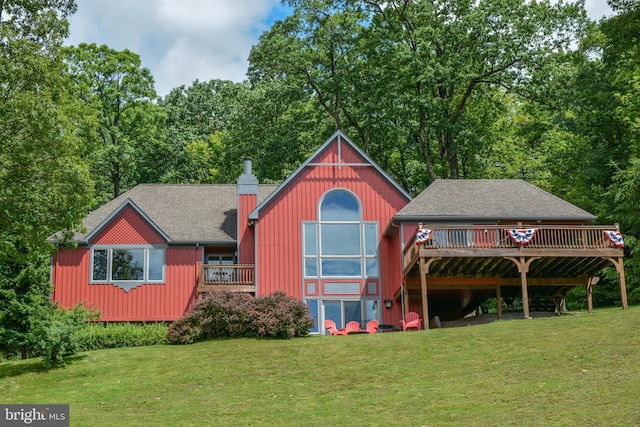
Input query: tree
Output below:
<box><xmin>0</xmin><ymin>0</ymin><xmax>92</xmax><ymax>262</ymax></box>
<box><xmin>158</xmin><ymin>79</ymin><xmax>244</xmax><ymax>183</ymax></box>
<box><xmin>518</xmin><ymin>1</ymin><xmax>640</xmax><ymax>307</ymax></box>
<box><xmin>0</xmin><ymin>0</ymin><xmax>95</xmax><ymax>360</ymax></box>
<box><xmin>249</xmin><ymin>0</ymin><xmax>588</xmax><ymax>186</ymax></box>
<box><xmin>65</xmin><ymin>43</ymin><xmax>161</xmax><ymax>203</ymax></box>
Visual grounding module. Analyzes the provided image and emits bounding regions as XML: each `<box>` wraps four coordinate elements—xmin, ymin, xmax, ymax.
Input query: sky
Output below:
<box><xmin>65</xmin><ymin>0</ymin><xmax>614</xmax><ymax>98</ymax></box>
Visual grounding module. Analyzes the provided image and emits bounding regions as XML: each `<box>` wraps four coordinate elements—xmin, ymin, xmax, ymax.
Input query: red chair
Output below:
<box><xmin>366</xmin><ymin>320</ymin><xmax>379</xmax><ymax>334</ymax></box>
<box><xmin>402</xmin><ymin>312</ymin><xmax>423</xmax><ymax>331</ymax></box>
<box><xmin>324</xmin><ymin>319</ymin><xmax>347</xmax><ymax>336</ymax></box>
<box><xmin>345</xmin><ymin>321</ymin><xmax>364</xmax><ymax>334</ymax></box>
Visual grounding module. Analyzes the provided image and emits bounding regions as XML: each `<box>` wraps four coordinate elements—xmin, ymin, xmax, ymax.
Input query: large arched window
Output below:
<box><xmin>303</xmin><ymin>189</ymin><xmax>380</xmax><ymax>333</ymax></box>
<box><xmin>303</xmin><ymin>190</ymin><xmax>378</xmax><ymax>278</ymax></box>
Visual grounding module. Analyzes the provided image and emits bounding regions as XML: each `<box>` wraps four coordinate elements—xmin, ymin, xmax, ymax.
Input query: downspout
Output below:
<box><xmin>253</xmin><ymin>219</ymin><xmax>259</xmax><ymax>297</ymax></box>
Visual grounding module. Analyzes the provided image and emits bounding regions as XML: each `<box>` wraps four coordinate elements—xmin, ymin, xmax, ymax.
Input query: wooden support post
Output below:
<box><xmin>505</xmin><ymin>256</ymin><xmax>539</xmax><ymax>319</ymax></box>
<box><xmin>496</xmin><ymin>285</ymin><xmax>502</xmax><ymax>320</ymax></box>
<box><xmin>586</xmin><ymin>277</ymin><xmax>594</xmax><ymax>314</ymax></box>
<box><xmin>419</xmin><ymin>257</ymin><xmax>429</xmax><ymax>330</ymax></box>
<box><xmin>403</xmin><ymin>282</ymin><xmax>410</xmax><ymax>318</ymax></box>
<box><xmin>519</xmin><ymin>256</ymin><xmax>531</xmax><ymax>319</ymax></box>
<box><xmin>617</xmin><ymin>257</ymin><xmax>628</xmax><ymax>309</ymax></box>
<box><xmin>605</xmin><ymin>257</ymin><xmax>628</xmax><ymax>310</ymax></box>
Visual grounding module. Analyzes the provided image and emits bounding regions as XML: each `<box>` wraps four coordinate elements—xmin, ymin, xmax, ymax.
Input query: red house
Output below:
<box><xmin>50</xmin><ymin>131</ymin><xmax>627</xmax><ymax>331</ymax></box>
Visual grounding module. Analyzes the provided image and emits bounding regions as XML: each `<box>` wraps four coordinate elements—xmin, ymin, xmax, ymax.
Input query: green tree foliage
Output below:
<box><xmin>0</xmin><ymin>0</ymin><xmax>96</xmax><ymax>363</ymax></box>
<box><xmin>248</xmin><ymin>0</ymin><xmax>587</xmax><ymax>187</ymax></box>
<box><xmin>157</xmin><ymin>79</ymin><xmax>243</xmax><ymax>183</ymax></box>
<box><xmin>0</xmin><ymin>259</ymin><xmax>52</xmax><ymax>360</ymax></box>
<box><xmin>0</xmin><ymin>0</ymin><xmax>92</xmax><ymax>261</ymax></box>
<box><xmin>65</xmin><ymin>43</ymin><xmax>163</xmax><ymax>204</ymax></box>
<box><xmin>222</xmin><ymin>79</ymin><xmax>335</xmax><ymax>183</ymax></box>
<box><xmin>518</xmin><ymin>1</ymin><xmax>640</xmax><ymax>307</ymax></box>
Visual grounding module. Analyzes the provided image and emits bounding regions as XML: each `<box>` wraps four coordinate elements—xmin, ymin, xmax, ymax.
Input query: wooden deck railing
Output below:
<box><xmin>404</xmin><ymin>224</ymin><xmax>623</xmax><ymax>268</ymax></box>
<box><xmin>197</xmin><ymin>263</ymin><xmax>256</xmax><ymax>294</ymax></box>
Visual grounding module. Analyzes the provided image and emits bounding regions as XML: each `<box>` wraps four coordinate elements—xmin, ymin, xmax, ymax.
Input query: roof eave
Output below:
<box><xmin>84</xmin><ymin>198</ymin><xmax>172</xmax><ymax>243</ymax></box>
<box><xmin>249</xmin><ymin>130</ymin><xmax>412</xmax><ymax>220</ymax></box>
<box><xmin>390</xmin><ymin>215</ymin><xmax>597</xmax><ymax>223</ymax></box>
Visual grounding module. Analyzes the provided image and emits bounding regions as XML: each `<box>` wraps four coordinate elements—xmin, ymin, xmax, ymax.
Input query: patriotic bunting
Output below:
<box><xmin>604</xmin><ymin>231</ymin><xmax>624</xmax><ymax>248</ymax></box>
<box><xmin>507</xmin><ymin>228</ymin><xmax>538</xmax><ymax>245</ymax></box>
<box><xmin>415</xmin><ymin>228</ymin><xmax>433</xmax><ymax>245</ymax></box>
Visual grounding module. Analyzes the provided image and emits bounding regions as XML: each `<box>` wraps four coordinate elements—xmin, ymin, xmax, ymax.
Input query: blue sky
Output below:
<box><xmin>65</xmin><ymin>0</ymin><xmax>612</xmax><ymax>98</ymax></box>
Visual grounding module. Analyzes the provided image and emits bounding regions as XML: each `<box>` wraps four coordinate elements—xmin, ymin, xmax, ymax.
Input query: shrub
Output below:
<box><xmin>31</xmin><ymin>304</ymin><xmax>99</xmax><ymax>368</ymax></box>
<box><xmin>254</xmin><ymin>291</ymin><xmax>315</xmax><ymax>339</ymax></box>
<box><xmin>166</xmin><ymin>291</ymin><xmax>314</xmax><ymax>344</ymax></box>
<box><xmin>75</xmin><ymin>323</ymin><xmax>168</xmax><ymax>351</ymax></box>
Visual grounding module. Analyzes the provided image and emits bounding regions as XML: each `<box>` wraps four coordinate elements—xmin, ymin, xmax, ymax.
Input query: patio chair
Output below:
<box><xmin>402</xmin><ymin>312</ymin><xmax>423</xmax><ymax>331</ymax></box>
<box><xmin>366</xmin><ymin>320</ymin><xmax>379</xmax><ymax>334</ymax></box>
<box><xmin>324</xmin><ymin>319</ymin><xmax>347</xmax><ymax>336</ymax></box>
<box><xmin>345</xmin><ymin>321</ymin><xmax>364</xmax><ymax>334</ymax></box>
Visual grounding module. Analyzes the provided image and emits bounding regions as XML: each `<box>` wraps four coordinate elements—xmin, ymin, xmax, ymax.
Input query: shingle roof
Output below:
<box><xmin>394</xmin><ymin>179</ymin><xmax>596</xmax><ymax>222</ymax></box>
<box><xmin>68</xmin><ymin>184</ymin><xmax>278</xmax><ymax>244</ymax></box>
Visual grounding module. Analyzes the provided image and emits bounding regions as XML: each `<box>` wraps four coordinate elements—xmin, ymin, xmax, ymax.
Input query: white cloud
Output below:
<box><xmin>66</xmin><ymin>0</ymin><xmax>614</xmax><ymax>97</ymax></box>
<box><xmin>66</xmin><ymin>0</ymin><xmax>285</xmax><ymax>96</ymax></box>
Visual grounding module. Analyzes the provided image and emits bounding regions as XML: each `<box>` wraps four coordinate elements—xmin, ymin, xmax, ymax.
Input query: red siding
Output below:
<box><xmin>52</xmin><ymin>247</ymin><xmax>201</xmax><ymax>321</ymax></box>
<box><xmin>51</xmin><ymin>206</ymin><xmax>202</xmax><ymax>321</ymax></box>
<box><xmin>238</xmin><ymin>194</ymin><xmax>256</xmax><ymax>264</ymax></box>
<box><xmin>92</xmin><ymin>206</ymin><xmax>166</xmax><ymax>244</ymax></box>
<box><xmin>255</xmin><ymin>136</ymin><xmax>409</xmax><ymax>324</ymax></box>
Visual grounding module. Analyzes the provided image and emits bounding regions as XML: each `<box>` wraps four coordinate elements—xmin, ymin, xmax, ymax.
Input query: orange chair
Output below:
<box><xmin>345</xmin><ymin>321</ymin><xmax>364</xmax><ymax>334</ymax></box>
<box><xmin>366</xmin><ymin>320</ymin><xmax>379</xmax><ymax>334</ymax></box>
<box><xmin>401</xmin><ymin>312</ymin><xmax>423</xmax><ymax>331</ymax></box>
<box><xmin>324</xmin><ymin>319</ymin><xmax>347</xmax><ymax>336</ymax></box>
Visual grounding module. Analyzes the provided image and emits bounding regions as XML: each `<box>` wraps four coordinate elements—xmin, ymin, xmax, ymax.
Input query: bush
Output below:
<box><xmin>166</xmin><ymin>291</ymin><xmax>314</xmax><ymax>344</ymax></box>
<box><xmin>254</xmin><ymin>291</ymin><xmax>315</xmax><ymax>339</ymax></box>
<box><xmin>75</xmin><ymin>323</ymin><xmax>168</xmax><ymax>351</ymax></box>
<box><xmin>31</xmin><ymin>304</ymin><xmax>99</xmax><ymax>368</ymax></box>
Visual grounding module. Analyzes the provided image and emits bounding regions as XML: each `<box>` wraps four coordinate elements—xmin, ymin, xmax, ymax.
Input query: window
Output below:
<box><xmin>302</xmin><ymin>190</ymin><xmax>381</xmax><ymax>334</ymax></box>
<box><xmin>321</xmin><ymin>299</ymin><xmax>379</xmax><ymax>330</ymax></box>
<box><xmin>90</xmin><ymin>246</ymin><xmax>165</xmax><ymax>283</ymax></box>
<box><xmin>303</xmin><ymin>190</ymin><xmax>379</xmax><ymax>278</ymax></box>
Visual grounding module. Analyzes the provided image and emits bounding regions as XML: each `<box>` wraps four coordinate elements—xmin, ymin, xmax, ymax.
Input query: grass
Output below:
<box><xmin>1</xmin><ymin>306</ymin><xmax>639</xmax><ymax>426</ymax></box>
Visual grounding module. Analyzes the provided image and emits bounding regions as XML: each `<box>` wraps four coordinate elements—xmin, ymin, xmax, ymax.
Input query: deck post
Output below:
<box><xmin>519</xmin><ymin>256</ymin><xmax>531</xmax><ymax>319</ymax></box>
<box><xmin>586</xmin><ymin>277</ymin><xmax>594</xmax><ymax>314</ymax></box>
<box><xmin>419</xmin><ymin>257</ymin><xmax>429</xmax><ymax>329</ymax></box>
<box><xmin>605</xmin><ymin>257</ymin><xmax>628</xmax><ymax>310</ymax></box>
<box><xmin>403</xmin><ymin>281</ymin><xmax>410</xmax><ymax>318</ymax></box>
<box><xmin>505</xmin><ymin>256</ymin><xmax>539</xmax><ymax>319</ymax></box>
<box><xmin>496</xmin><ymin>285</ymin><xmax>503</xmax><ymax>320</ymax></box>
<box><xmin>615</xmin><ymin>257</ymin><xmax>628</xmax><ymax>309</ymax></box>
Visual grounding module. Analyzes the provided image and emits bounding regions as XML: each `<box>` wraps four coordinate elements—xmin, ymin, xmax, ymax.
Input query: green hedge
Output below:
<box><xmin>76</xmin><ymin>323</ymin><xmax>168</xmax><ymax>352</ymax></box>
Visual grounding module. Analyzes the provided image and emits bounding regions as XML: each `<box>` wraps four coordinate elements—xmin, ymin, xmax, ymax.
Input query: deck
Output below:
<box><xmin>197</xmin><ymin>264</ymin><xmax>256</xmax><ymax>295</ymax></box>
<box><xmin>401</xmin><ymin>224</ymin><xmax>627</xmax><ymax>323</ymax></box>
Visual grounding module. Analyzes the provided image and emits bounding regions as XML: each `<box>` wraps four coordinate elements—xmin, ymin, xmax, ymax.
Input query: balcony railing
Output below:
<box><xmin>404</xmin><ymin>224</ymin><xmax>623</xmax><ymax>268</ymax></box>
<box><xmin>197</xmin><ymin>263</ymin><xmax>255</xmax><ymax>294</ymax></box>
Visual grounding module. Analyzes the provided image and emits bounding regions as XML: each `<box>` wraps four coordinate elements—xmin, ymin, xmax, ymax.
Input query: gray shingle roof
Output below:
<box><xmin>394</xmin><ymin>179</ymin><xmax>596</xmax><ymax>222</ymax></box>
<box><xmin>69</xmin><ymin>184</ymin><xmax>278</xmax><ymax>244</ymax></box>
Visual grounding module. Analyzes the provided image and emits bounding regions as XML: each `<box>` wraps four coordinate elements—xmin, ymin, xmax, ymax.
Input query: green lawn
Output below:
<box><xmin>2</xmin><ymin>307</ymin><xmax>639</xmax><ymax>426</ymax></box>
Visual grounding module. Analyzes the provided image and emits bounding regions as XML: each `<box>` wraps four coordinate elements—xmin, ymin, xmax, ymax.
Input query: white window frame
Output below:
<box><xmin>89</xmin><ymin>245</ymin><xmax>166</xmax><ymax>284</ymax></box>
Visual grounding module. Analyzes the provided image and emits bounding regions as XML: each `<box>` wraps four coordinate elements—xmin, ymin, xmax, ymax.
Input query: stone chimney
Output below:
<box><xmin>237</xmin><ymin>158</ymin><xmax>258</xmax><ymax>265</ymax></box>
